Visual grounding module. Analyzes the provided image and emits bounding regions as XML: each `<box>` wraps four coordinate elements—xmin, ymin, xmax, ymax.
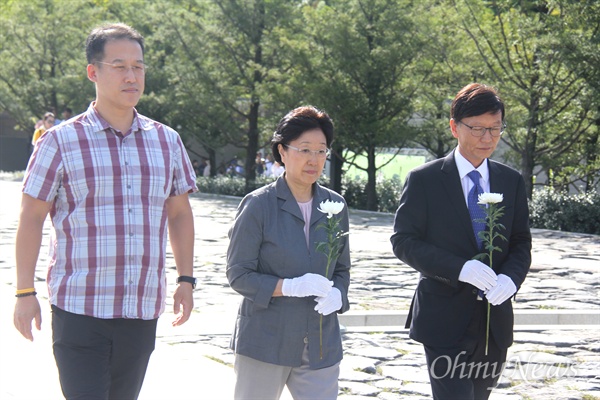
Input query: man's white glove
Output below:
<box><xmin>314</xmin><ymin>287</ymin><xmax>342</xmax><ymax>316</ymax></box>
<box><xmin>485</xmin><ymin>274</ymin><xmax>516</xmax><ymax>305</ymax></box>
<box><xmin>458</xmin><ymin>260</ymin><xmax>497</xmax><ymax>291</ymax></box>
<box><xmin>281</xmin><ymin>273</ymin><xmax>333</xmax><ymax>297</ymax></box>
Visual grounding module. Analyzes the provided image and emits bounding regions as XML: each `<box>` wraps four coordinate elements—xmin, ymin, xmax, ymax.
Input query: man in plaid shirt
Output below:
<box><xmin>13</xmin><ymin>23</ymin><xmax>198</xmax><ymax>399</ymax></box>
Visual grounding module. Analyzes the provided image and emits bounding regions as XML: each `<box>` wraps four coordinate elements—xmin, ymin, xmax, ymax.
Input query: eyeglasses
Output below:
<box><xmin>96</xmin><ymin>61</ymin><xmax>147</xmax><ymax>76</ymax></box>
<box><xmin>284</xmin><ymin>144</ymin><xmax>330</xmax><ymax>158</ymax></box>
<box><xmin>458</xmin><ymin>121</ymin><xmax>505</xmax><ymax>137</ymax></box>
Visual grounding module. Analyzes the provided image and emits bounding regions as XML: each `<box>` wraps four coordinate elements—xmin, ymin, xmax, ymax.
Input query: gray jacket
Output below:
<box><xmin>226</xmin><ymin>176</ymin><xmax>351</xmax><ymax>369</ymax></box>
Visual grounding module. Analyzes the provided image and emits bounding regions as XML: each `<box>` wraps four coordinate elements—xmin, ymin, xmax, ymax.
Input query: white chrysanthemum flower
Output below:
<box><xmin>317</xmin><ymin>199</ymin><xmax>345</xmax><ymax>219</ymax></box>
<box><xmin>478</xmin><ymin>192</ymin><xmax>503</xmax><ymax>205</ymax></box>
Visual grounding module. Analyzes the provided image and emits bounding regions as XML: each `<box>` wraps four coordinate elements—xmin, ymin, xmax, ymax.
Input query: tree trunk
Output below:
<box><xmin>366</xmin><ymin>145</ymin><xmax>378</xmax><ymax>211</ymax></box>
<box><xmin>330</xmin><ymin>143</ymin><xmax>344</xmax><ymax>195</ymax></box>
<box><xmin>520</xmin><ymin>148</ymin><xmax>535</xmax><ymax>200</ymax></box>
<box><xmin>245</xmin><ymin>100</ymin><xmax>260</xmax><ymax>193</ymax></box>
<box><xmin>207</xmin><ymin>148</ymin><xmax>216</xmax><ymax>178</ymax></box>
<box><xmin>585</xmin><ymin>111</ymin><xmax>599</xmax><ymax>192</ymax></box>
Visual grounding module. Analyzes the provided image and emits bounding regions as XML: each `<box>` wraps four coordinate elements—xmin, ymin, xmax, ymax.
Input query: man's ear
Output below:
<box><xmin>449</xmin><ymin>118</ymin><xmax>459</xmax><ymax>139</ymax></box>
<box><xmin>87</xmin><ymin>64</ymin><xmax>97</xmax><ymax>82</ymax></box>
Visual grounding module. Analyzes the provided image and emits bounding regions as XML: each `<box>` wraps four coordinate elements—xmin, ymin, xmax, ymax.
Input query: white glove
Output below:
<box><xmin>281</xmin><ymin>273</ymin><xmax>333</xmax><ymax>297</ymax></box>
<box><xmin>314</xmin><ymin>287</ymin><xmax>342</xmax><ymax>316</ymax></box>
<box><xmin>485</xmin><ymin>274</ymin><xmax>516</xmax><ymax>305</ymax></box>
<box><xmin>458</xmin><ymin>260</ymin><xmax>497</xmax><ymax>291</ymax></box>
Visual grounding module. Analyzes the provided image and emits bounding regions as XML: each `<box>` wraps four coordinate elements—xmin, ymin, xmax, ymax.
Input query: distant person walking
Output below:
<box><xmin>54</xmin><ymin>107</ymin><xmax>73</xmax><ymax>126</ymax></box>
<box><xmin>203</xmin><ymin>159</ymin><xmax>211</xmax><ymax>177</ymax></box>
<box><xmin>13</xmin><ymin>22</ymin><xmax>198</xmax><ymax>400</ymax></box>
<box><xmin>31</xmin><ymin>112</ymin><xmax>55</xmax><ymax>145</ymax></box>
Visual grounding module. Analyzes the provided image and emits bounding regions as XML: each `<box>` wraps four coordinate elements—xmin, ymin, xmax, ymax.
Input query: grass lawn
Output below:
<box><xmin>342</xmin><ymin>150</ymin><xmax>428</xmax><ymax>182</ymax></box>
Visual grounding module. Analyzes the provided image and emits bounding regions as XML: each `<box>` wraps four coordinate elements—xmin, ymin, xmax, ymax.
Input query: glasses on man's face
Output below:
<box><xmin>96</xmin><ymin>61</ymin><xmax>147</xmax><ymax>76</ymax></box>
<box><xmin>458</xmin><ymin>121</ymin><xmax>505</xmax><ymax>137</ymax></box>
<box><xmin>284</xmin><ymin>144</ymin><xmax>330</xmax><ymax>159</ymax></box>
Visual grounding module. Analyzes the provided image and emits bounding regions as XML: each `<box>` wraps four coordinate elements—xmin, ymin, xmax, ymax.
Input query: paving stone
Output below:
<box><xmin>373</xmin><ymin>378</ymin><xmax>405</xmax><ymax>390</ymax></box>
<box><xmin>0</xmin><ymin>178</ymin><xmax>599</xmax><ymax>400</ymax></box>
<box><xmin>379</xmin><ymin>365</ymin><xmax>430</xmax><ymax>383</ymax></box>
<box><xmin>340</xmin><ymin>369</ymin><xmax>385</xmax><ymax>382</ymax></box>
<box><xmin>339</xmin><ymin>381</ymin><xmax>381</xmax><ymax>396</ymax></box>
<box><xmin>400</xmin><ymin>382</ymin><xmax>433</xmax><ymax>396</ymax></box>
<box><xmin>510</xmin><ymin>350</ymin><xmax>574</xmax><ymax>365</ymax></box>
<box><xmin>347</xmin><ymin>347</ymin><xmax>402</xmax><ymax>360</ymax></box>
<box><xmin>515</xmin><ymin>332</ymin><xmax>586</xmax><ymax>346</ymax></box>
<box><xmin>340</xmin><ymin>355</ymin><xmax>378</xmax><ymax>372</ymax></box>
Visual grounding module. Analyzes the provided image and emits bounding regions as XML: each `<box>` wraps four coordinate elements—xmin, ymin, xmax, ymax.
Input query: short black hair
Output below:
<box><xmin>271</xmin><ymin>106</ymin><xmax>334</xmax><ymax>167</ymax></box>
<box><xmin>85</xmin><ymin>23</ymin><xmax>144</xmax><ymax>64</ymax></box>
<box><xmin>451</xmin><ymin>83</ymin><xmax>505</xmax><ymax>122</ymax></box>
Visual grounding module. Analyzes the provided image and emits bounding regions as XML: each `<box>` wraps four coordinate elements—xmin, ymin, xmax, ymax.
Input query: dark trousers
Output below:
<box><xmin>51</xmin><ymin>305</ymin><xmax>158</xmax><ymax>400</ymax></box>
<box><xmin>423</xmin><ymin>302</ymin><xmax>508</xmax><ymax>400</ymax></box>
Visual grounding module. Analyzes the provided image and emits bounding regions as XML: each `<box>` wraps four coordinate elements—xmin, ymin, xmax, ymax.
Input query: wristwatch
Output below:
<box><xmin>176</xmin><ymin>275</ymin><xmax>196</xmax><ymax>289</ymax></box>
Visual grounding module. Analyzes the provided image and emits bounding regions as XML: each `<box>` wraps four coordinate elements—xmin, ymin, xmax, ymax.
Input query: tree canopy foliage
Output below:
<box><xmin>0</xmin><ymin>0</ymin><xmax>597</xmax><ymax>208</ymax></box>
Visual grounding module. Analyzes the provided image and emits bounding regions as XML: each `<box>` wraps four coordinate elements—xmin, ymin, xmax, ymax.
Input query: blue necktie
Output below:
<box><xmin>468</xmin><ymin>170</ymin><xmax>487</xmax><ymax>300</ymax></box>
<box><xmin>467</xmin><ymin>170</ymin><xmax>486</xmax><ymax>250</ymax></box>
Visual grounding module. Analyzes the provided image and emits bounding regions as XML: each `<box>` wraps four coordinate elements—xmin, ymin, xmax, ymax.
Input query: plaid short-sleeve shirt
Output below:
<box><xmin>23</xmin><ymin>103</ymin><xmax>198</xmax><ymax>319</ymax></box>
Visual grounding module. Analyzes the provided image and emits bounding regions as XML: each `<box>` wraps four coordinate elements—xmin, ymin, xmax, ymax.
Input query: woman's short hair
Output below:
<box><xmin>271</xmin><ymin>106</ymin><xmax>334</xmax><ymax>166</ymax></box>
<box><xmin>451</xmin><ymin>83</ymin><xmax>505</xmax><ymax>122</ymax></box>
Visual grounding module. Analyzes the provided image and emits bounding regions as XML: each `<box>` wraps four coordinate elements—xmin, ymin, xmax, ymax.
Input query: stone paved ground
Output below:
<box><xmin>0</xmin><ymin>176</ymin><xmax>598</xmax><ymax>399</ymax></box>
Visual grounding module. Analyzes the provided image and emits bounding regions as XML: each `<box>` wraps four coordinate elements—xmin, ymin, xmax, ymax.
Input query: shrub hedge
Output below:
<box><xmin>196</xmin><ymin>176</ymin><xmax>600</xmax><ymax>235</ymax></box>
<box><xmin>529</xmin><ymin>187</ymin><xmax>600</xmax><ymax>235</ymax></box>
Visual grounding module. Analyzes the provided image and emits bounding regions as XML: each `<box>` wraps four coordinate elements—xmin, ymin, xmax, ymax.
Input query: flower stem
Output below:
<box><xmin>485</xmin><ymin>207</ymin><xmax>495</xmax><ymax>357</ymax></box>
<box><xmin>320</xmin><ymin>315</ymin><xmax>324</xmax><ymax>359</ymax></box>
<box><xmin>485</xmin><ymin>303</ymin><xmax>490</xmax><ymax>356</ymax></box>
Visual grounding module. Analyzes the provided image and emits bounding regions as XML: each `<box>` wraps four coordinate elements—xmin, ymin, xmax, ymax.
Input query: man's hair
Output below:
<box><xmin>451</xmin><ymin>83</ymin><xmax>505</xmax><ymax>122</ymax></box>
<box><xmin>271</xmin><ymin>106</ymin><xmax>334</xmax><ymax>166</ymax></box>
<box><xmin>85</xmin><ymin>23</ymin><xmax>144</xmax><ymax>64</ymax></box>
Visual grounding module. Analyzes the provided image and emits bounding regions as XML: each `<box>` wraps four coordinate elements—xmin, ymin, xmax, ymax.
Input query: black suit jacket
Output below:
<box><xmin>391</xmin><ymin>150</ymin><xmax>531</xmax><ymax>349</ymax></box>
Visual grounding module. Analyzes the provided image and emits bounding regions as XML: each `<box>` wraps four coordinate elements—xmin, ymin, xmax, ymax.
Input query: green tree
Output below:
<box><xmin>545</xmin><ymin>0</ymin><xmax>600</xmax><ymax>193</ymax></box>
<box><xmin>408</xmin><ymin>0</ymin><xmax>485</xmax><ymax>160</ymax></box>
<box><xmin>159</xmin><ymin>0</ymin><xmax>299</xmax><ymax>189</ymax></box>
<box><xmin>0</xmin><ymin>0</ymin><xmax>106</xmax><ymax>130</ymax></box>
<box><xmin>452</xmin><ymin>0</ymin><xmax>597</xmax><ymax>198</ymax></box>
<box><xmin>294</xmin><ymin>0</ymin><xmax>426</xmax><ymax>210</ymax></box>
<box><xmin>143</xmin><ymin>0</ymin><xmax>244</xmax><ymax>176</ymax></box>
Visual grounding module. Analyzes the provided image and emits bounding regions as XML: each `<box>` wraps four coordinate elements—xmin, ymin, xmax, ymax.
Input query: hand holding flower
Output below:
<box><xmin>314</xmin><ymin>287</ymin><xmax>342</xmax><ymax>315</ymax></box>
<box><xmin>485</xmin><ymin>274</ymin><xmax>516</xmax><ymax>305</ymax></box>
<box><xmin>458</xmin><ymin>260</ymin><xmax>497</xmax><ymax>291</ymax></box>
<box><xmin>281</xmin><ymin>273</ymin><xmax>333</xmax><ymax>298</ymax></box>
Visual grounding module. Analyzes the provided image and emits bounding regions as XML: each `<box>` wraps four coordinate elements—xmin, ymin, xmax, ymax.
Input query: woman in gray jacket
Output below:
<box><xmin>226</xmin><ymin>106</ymin><xmax>351</xmax><ymax>400</ymax></box>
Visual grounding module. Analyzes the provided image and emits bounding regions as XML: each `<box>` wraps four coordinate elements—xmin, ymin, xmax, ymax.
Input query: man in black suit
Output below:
<box><xmin>391</xmin><ymin>83</ymin><xmax>531</xmax><ymax>400</ymax></box>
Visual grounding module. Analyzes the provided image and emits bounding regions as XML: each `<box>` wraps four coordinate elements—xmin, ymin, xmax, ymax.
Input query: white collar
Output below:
<box><xmin>454</xmin><ymin>148</ymin><xmax>489</xmax><ymax>183</ymax></box>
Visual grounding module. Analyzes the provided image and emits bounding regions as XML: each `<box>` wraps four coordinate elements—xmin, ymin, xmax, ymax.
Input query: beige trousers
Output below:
<box><xmin>233</xmin><ymin>345</ymin><xmax>340</xmax><ymax>400</ymax></box>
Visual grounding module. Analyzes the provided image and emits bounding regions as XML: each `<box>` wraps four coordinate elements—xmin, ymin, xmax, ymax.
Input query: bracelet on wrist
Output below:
<box><xmin>16</xmin><ymin>288</ymin><xmax>36</xmax><ymax>295</ymax></box>
<box><xmin>15</xmin><ymin>291</ymin><xmax>37</xmax><ymax>298</ymax></box>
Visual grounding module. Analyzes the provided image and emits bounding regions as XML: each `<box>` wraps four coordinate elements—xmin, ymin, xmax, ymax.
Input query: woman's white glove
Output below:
<box><xmin>281</xmin><ymin>273</ymin><xmax>333</xmax><ymax>297</ymax></box>
<box><xmin>314</xmin><ymin>287</ymin><xmax>342</xmax><ymax>316</ymax></box>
